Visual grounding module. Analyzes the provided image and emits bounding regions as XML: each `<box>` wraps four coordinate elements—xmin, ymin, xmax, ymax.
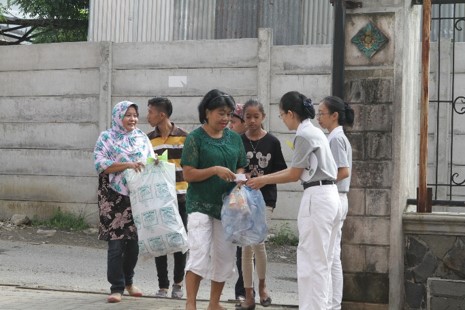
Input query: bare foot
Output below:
<box><xmin>259</xmin><ymin>281</ymin><xmax>270</xmax><ymax>301</ymax></box>
<box><xmin>206</xmin><ymin>303</ymin><xmax>226</xmax><ymax>310</ymax></box>
<box><xmin>185</xmin><ymin>301</ymin><xmax>196</xmax><ymax>310</ymax></box>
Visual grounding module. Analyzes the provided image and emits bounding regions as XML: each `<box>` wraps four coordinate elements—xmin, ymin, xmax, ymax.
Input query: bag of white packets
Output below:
<box><xmin>125</xmin><ymin>157</ymin><xmax>188</xmax><ymax>259</ymax></box>
<box><xmin>221</xmin><ymin>185</ymin><xmax>267</xmax><ymax>246</ymax></box>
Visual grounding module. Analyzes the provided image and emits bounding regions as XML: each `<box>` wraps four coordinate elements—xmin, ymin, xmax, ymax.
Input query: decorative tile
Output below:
<box><xmin>351</xmin><ymin>22</ymin><xmax>389</xmax><ymax>58</ymax></box>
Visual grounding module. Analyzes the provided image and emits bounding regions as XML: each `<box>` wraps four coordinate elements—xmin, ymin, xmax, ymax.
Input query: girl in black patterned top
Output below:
<box><xmin>238</xmin><ymin>99</ymin><xmax>287</xmax><ymax>309</ymax></box>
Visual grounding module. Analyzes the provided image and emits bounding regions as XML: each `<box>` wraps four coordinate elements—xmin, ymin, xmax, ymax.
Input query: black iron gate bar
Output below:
<box><xmin>433</xmin><ymin>4</ymin><xmax>465</xmax><ymax>199</ymax></box>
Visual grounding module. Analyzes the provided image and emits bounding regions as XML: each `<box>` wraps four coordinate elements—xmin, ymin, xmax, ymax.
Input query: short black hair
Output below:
<box><xmin>148</xmin><ymin>97</ymin><xmax>173</xmax><ymax>117</ymax></box>
<box><xmin>198</xmin><ymin>89</ymin><xmax>236</xmax><ymax>124</ymax></box>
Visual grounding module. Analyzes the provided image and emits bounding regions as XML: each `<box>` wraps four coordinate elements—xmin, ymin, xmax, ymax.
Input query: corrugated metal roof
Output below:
<box><xmin>89</xmin><ymin>0</ymin><xmax>176</xmax><ymax>42</ymax></box>
<box><xmin>260</xmin><ymin>0</ymin><xmax>302</xmax><ymax>45</ymax></box>
<box><xmin>88</xmin><ymin>0</ymin><xmax>334</xmax><ymax>44</ymax></box>
<box><xmin>214</xmin><ymin>0</ymin><xmax>258</xmax><ymax>40</ymax></box>
<box><xmin>303</xmin><ymin>0</ymin><xmax>333</xmax><ymax>45</ymax></box>
<box><xmin>173</xmin><ymin>0</ymin><xmax>216</xmax><ymax>40</ymax></box>
<box><xmin>214</xmin><ymin>0</ymin><xmax>332</xmax><ymax>45</ymax></box>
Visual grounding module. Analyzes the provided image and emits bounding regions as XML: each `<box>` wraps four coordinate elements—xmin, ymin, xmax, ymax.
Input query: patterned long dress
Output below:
<box><xmin>97</xmin><ymin>173</ymin><xmax>137</xmax><ymax>241</ymax></box>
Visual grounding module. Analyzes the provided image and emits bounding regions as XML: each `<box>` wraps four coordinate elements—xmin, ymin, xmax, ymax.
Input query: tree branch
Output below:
<box><xmin>3</xmin><ymin>16</ymin><xmax>87</xmax><ymax>29</ymax></box>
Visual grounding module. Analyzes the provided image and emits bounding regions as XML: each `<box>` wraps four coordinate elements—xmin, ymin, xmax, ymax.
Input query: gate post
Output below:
<box><xmin>418</xmin><ymin>0</ymin><xmax>433</xmax><ymax>213</ymax></box>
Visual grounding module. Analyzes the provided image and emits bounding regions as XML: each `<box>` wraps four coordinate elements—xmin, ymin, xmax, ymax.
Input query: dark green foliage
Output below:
<box><xmin>1</xmin><ymin>0</ymin><xmax>89</xmax><ymax>43</ymax></box>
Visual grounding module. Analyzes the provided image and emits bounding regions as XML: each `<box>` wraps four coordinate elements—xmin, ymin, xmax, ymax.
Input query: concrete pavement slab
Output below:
<box><xmin>0</xmin><ymin>240</ymin><xmax>299</xmax><ymax>309</ymax></box>
<box><xmin>0</xmin><ymin>285</ymin><xmax>297</xmax><ymax>310</ymax></box>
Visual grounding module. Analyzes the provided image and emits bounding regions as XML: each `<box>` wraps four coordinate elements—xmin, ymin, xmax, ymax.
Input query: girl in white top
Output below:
<box><xmin>317</xmin><ymin>96</ymin><xmax>354</xmax><ymax>310</ymax></box>
<box><xmin>247</xmin><ymin>91</ymin><xmax>342</xmax><ymax>310</ymax></box>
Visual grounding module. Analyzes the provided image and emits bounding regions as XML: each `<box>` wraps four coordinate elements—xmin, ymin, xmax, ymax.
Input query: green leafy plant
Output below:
<box><xmin>33</xmin><ymin>209</ymin><xmax>89</xmax><ymax>231</ymax></box>
<box><xmin>269</xmin><ymin>222</ymin><xmax>299</xmax><ymax>246</ymax></box>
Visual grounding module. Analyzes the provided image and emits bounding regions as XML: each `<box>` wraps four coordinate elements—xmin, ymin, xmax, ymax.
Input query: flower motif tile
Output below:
<box><xmin>351</xmin><ymin>22</ymin><xmax>389</xmax><ymax>58</ymax></box>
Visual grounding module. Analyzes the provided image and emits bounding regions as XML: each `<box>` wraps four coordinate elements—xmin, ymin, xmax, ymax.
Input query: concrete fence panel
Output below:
<box><xmin>0</xmin><ymin>123</ymin><xmax>99</xmax><ymax>149</ymax></box>
<box><xmin>112</xmin><ymin>39</ymin><xmax>259</xmax><ymax>69</ymax></box>
<box><xmin>0</xmin><ymin>96</ymin><xmax>100</xmax><ymax>123</ymax></box>
<box><xmin>0</xmin><ymin>42</ymin><xmax>105</xmax><ymax>71</ymax></box>
<box><xmin>0</xmin><ymin>149</ymin><xmax>95</xmax><ymax>177</ymax></box>
<box><xmin>0</xmin><ymin>37</ymin><xmax>359</xmax><ymax>232</ymax></box>
<box><xmin>112</xmin><ymin>68</ymin><xmax>258</xmax><ymax>97</ymax></box>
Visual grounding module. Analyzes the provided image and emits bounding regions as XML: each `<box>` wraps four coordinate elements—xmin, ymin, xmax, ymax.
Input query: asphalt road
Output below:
<box><xmin>0</xmin><ymin>240</ymin><xmax>298</xmax><ymax>306</ymax></box>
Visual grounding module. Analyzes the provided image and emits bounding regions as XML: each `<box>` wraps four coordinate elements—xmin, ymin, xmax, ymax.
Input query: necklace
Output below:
<box><xmin>249</xmin><ymin>138</ymin><xmax>261</xmax><ymax>154</ymax></box>
<box><xmin>247</xmin><ymin>130</ymin><xmax>266</xmax><ymax>153</ymax></box>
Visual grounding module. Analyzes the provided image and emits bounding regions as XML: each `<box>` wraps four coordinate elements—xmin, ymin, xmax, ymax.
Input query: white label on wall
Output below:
<box><xmin>169</xmin><ymin>76</ymin><xmax>187</xmax><ymax>88</ymax></box>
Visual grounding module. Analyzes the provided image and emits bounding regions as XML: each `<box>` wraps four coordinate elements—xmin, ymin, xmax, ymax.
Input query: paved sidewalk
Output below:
<box><xmin>0</xmin><ymin>239</ymin><xmax>299</xmax><ymax>309</ymax></box>
<box><xmin>0</xmin><ymin>285</ymin><xmax>297</xmax><ymax>310</ymax></box>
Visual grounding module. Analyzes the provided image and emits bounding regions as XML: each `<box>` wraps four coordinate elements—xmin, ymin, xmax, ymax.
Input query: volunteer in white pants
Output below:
<box><xmin>247</xmin><ymin>91</ymin><xmax>342</xmax><ymax>310</ymax></box>
<box><xmin>318</xmin><ymin>96</ymin><xmax>354</xmax><ymax>309</ymax></box>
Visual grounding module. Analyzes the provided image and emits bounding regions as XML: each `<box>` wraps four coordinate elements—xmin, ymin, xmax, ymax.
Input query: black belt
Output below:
<box><xmin>303</xmin><ymin>180</ymin><xmax>335</xmax><ymax>190</ymax></box>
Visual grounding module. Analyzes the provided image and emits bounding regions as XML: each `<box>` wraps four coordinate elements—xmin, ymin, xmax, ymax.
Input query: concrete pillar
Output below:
<box><xmin>341</xmin><ymin>1</ymin><xmax>421</xmax><ymax>309</ymax></box>
<box><xmin>98</xmin><ymin>42</ymin><xmax>112</xmax><ymax>132</ymax></box>
<box><xmin>258</xmin><ymin>28</ymin><xmax>272</xmax><ymax>130</ymax></box>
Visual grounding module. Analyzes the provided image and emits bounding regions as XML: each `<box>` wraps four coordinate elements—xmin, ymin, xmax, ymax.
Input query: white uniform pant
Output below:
<box><xmin>297</xmin><ymin>184</ymin><xmax>341</xmax><ymax>310</ymax></box>
<box><xmin>328</xmin><ymin>192</ymin><xmax>348</xmax><ymax>309</ymax></box>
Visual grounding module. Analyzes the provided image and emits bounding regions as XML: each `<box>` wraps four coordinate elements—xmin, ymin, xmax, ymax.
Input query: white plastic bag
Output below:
<box><xmin>125</xmin><ymin>161</ymin><xmax>188</xmax><ymax>259</ymax></box>
<box><xmin>221</xmin><ymin>185</ymin><xmax>267</xmax><ymax>246</ymax></box>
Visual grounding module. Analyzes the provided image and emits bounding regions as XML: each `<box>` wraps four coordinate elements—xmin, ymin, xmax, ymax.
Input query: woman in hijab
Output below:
<box><xmin>94</xmin><ymin>101</ymin><xmax>155</xmax><ymax>303</ymax></box>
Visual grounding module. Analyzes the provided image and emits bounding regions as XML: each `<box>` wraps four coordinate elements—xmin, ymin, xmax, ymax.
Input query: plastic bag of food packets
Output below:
<box><xmin>125</xmin><ymin>159</ymin><xmax>188</xmax><ymax>259</ymax></box>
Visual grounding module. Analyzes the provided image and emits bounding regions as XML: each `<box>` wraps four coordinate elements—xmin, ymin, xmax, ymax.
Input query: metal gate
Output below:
<box><xmin>428</xmin><ymin>2</ymin><xmax>465</xmax><ymax>205</ymax></box>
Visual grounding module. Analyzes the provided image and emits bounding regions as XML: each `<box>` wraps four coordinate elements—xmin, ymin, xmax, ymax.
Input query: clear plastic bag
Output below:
<box><xmin>221</xmin><ymin>185</ymin><xmax>267</xmax><ymax>246</ymax></box>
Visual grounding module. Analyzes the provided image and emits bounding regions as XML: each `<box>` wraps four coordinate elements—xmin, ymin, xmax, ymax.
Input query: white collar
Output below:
<box><xmin>296</xmin><ymin>119</ymin><xmax>313</xmax><ymax>135</ymax></box>
<box><xmin>327</xmin><ymin>126</ymin><xmax>344</xmax><ymax>142</ymax></box>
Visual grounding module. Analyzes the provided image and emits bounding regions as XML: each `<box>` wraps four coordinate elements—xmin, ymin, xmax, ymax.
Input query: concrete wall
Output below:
<box><xmin>0</xmin><ymin>31</ymin><xmax>332</xmax><ymax>230</ymax></box>
<box><xmin>0</xmin><ymin>42</ymin><xmax>108</xmax><ymax>223</ymax></box>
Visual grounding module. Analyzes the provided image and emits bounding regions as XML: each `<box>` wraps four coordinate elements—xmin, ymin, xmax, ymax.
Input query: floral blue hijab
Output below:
<box><xmin>94</xmin><ymin>101</ymin><xmax>155</xmax><ymax>195</ymax></box>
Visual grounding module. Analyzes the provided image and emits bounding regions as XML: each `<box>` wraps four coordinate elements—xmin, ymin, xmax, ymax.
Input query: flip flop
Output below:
<box><xmin>235</xmin><ymin>302</ymin><xmax>256</xmax><ymax>310</ymax></box>
<box><xmin>260</xmin><ymin>296</ymin><xmax>272</xmax><ymax>307</ymax></box>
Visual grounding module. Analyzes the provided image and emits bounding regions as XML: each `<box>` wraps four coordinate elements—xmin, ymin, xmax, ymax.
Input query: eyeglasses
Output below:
<box><xmin>278</xmin><ymin>112</ymin><xmax>287</xmax><ymax>119</ymax></box>
<box><xmin>316</xmin><ymin>112</ymin><xmax>330</xmax><ymax>118</ymax></box>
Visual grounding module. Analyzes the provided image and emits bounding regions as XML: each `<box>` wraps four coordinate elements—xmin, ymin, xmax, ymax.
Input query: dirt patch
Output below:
<box><xmin>0</xmin><ymin>220</ymin><xmax>297</xmax><ymax>265</ymax></box>
<box><xmin>0</xmin><ymin>220</ymin><xmax>105</xmax><ymax>249</ymax></box>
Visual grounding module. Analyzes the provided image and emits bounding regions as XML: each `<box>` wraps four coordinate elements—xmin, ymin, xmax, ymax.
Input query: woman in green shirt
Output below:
<box><xmin>181</xmin><ymin>89</ymin><xmax>247</xmax><ymax>310</ymax></box>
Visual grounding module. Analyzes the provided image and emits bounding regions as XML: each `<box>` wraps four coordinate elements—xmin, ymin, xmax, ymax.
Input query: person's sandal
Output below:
<box><xmin>235</xmin><ymin>302</ymin><xmax>256</xmax><ymax>310</ymax></box>
<box><xmin>171</xmin><ymin>284</ymin><xmax>183</xmax><ymax>299</ymax></box>
<box><xmin>107</xmin><ymin>292</ymin><xmax>122</xmax><ymax>303</ymax></box>
<box><xmin>260</xmin><ymin>296</ymin><xmax>272</xmax><ymax>307</ymax></box>
<box><xmin>125</xmin><ymin>285</ymin><xmax>143</xmax><ymax>297</ymax></box>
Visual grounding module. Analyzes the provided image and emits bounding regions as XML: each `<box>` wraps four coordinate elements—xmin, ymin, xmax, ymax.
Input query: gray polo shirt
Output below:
<box><xmin>328</xmin><ymin>126</ymin><xmax>352</xmax><ymax>193</ymax></box>
<box><xmin>291</xmin><ymin>119</ymin><xmax>337</xmax><ymax>183</ymax></box>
